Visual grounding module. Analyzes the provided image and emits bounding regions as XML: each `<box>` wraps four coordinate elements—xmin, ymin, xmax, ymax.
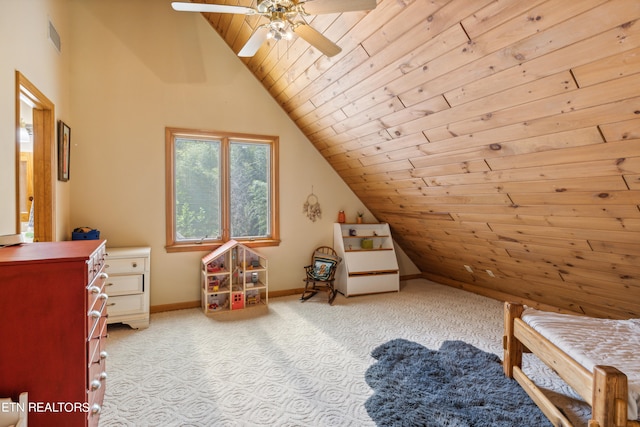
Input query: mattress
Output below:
<box><xmin>522</xmin><ymin>308</ymin><xmax>640</xmax><ymax>421</ymax></box>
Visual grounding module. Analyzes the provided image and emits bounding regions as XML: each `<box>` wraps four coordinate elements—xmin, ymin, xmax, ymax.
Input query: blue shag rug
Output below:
<box><xmin>365</xmin><ymin>339</ymin><xmax>551</xmax><ymax>427</ymax></box>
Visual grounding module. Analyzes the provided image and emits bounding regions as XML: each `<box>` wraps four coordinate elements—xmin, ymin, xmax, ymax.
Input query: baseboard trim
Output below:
<box><xmin>150</xmin><ymin>301</ymin><xmax>200</xmax><ymax>313</ymax></box>
<box><xmin>150</xmin><ymin>288</ymin><xmax>306</xmax><ymax>313</ymax></box>
<box><xmin>269</xmin><ymin>288</ymin><xmax>304</xmax><ymax>298</ymax></box>
<box><xmin>149</xmin><ymin>275</ymin><xmax>460</xmax><ymax>314</ymax></box>
<box><xmin>419</xmin><ymin>272</ymin><xmax>567</xmax><ymax>314</ymax></box>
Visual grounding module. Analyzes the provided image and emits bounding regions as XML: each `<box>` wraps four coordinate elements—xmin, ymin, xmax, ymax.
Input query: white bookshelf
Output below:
<box><xmin>333</xmin><ymin>223</ymin><xmax>399</xmax><ymax>297</ymax></box>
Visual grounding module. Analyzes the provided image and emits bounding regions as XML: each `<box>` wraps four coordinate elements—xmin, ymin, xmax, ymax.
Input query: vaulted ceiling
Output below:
<box><xmin>187</xmin><ymin>0</ymin><xmax>640</xmax><ymax>319</ymax></box>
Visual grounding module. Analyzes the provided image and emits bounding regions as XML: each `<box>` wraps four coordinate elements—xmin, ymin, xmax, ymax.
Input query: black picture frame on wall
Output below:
<box><xmin>58</xmin><ymin>120</ymin><xmax>70</xmax><ymax>181</ymax></box>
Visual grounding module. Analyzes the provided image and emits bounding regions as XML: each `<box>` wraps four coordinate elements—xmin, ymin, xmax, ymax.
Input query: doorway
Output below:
<box><xmin>15</xmin><ymin>71</ymin><xmax>55</xmax><ymax>242</ymax></box>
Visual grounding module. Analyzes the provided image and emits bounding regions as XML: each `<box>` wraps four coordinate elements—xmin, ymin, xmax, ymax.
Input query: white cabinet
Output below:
<box><xmin>104</xmin><ymin>246</ymin><xmax>151</xmax><ymax>329</ymax></box>
<box><xmin>201</xmin><ymin>240</ymin><xmax>268</xmax><ymax>315</ymax></box>
<box><xmin>333</xmin><ymin>223</ymin><xmax>399</xmax><ymax>297</ymax></box>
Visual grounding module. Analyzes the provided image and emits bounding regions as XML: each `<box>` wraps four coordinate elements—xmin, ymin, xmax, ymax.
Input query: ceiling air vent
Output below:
<box><xmin>49</xmin><ymin>19</ymin><xmax>61</xmax><ymax>53</ymax></box>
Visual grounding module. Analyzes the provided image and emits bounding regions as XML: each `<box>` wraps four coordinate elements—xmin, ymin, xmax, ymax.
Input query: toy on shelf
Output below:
<box><xmin>207</xmin><ymin>264</ymin><xmax>224</xmax><ymax>273</ymax></box>
<box><xmin>207</xmin><ymin>294</ymin><xmax>229</xmax><ymax>312</ymax></box>
<box><xmin>246</xmin><ymin>291</ymin><xmax>261</xmax><ymax>306</ymax></box>
<box><xmin>207</xmin><ymin>276</ymin><xmax>229</xmax><ymax>292</ymax></box>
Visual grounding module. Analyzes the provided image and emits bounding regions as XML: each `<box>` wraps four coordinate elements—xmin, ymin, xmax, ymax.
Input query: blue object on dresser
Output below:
<box><xmin>72</xmin><ymin>227</ymin><xmax>100</xmax><ymax>240</ymax></box>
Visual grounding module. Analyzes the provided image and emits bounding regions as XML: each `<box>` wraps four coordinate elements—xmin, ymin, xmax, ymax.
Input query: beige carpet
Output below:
<box><xmin>99</xmin><ymin>279</ymin><xmax>589</xmax><ymax>426</ymax></box>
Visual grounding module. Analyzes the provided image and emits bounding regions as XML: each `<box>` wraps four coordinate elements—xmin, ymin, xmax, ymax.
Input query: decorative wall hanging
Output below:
<box><xmin>303</xmin><ymin>188</ymin><xmax>321</xmax><ymax>222</ymax></box>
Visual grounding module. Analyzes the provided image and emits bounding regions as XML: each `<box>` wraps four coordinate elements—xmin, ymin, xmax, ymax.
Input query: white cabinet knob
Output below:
<box><xmin>90</xmin><ymin>380</ymin><xmax>101</xmax><ymax>391</ymax></box>
<box><xmin>100</xmin><ymin>351</ymin><xmax>109</xmax><ymax>360</ymax></box>
<box><xmin>90</xmin><ymin>404</ymin><xmax>101</xmax><ymax>415</ymax></box>
<box><xmin>99</xmin><ymin>272</ymin><xmax>109</xmax><ymax>279</ymax></box>
<box><xmin>89</xmin><ymin>310</ymin><xmax>101</xmax><ymax>319</ymax></box>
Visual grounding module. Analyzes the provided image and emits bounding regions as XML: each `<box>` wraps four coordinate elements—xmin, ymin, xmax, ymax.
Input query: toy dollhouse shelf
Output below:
<box><xmin>201</xmin><ymin>240</ymin><xmax>268</xmax><ymax>315</ymax></box>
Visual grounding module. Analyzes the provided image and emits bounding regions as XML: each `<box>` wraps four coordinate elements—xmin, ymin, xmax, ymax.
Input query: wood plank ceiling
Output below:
<box><xmin>194</xmin><ymin>0</ymin><xmax>640</xmax><ymax>319</ymax></box>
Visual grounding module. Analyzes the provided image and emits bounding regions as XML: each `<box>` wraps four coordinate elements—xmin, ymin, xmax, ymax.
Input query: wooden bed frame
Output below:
<box><xmin>503</xmin><ymin>302</ymin><xmax>640</xmax><ymax>427</ymax></box>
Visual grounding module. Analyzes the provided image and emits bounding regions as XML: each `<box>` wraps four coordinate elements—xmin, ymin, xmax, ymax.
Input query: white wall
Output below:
<box><xmin>0</xmin><ymin>0</ymin><xmax>72</xmax><ymax>240</ymax></box>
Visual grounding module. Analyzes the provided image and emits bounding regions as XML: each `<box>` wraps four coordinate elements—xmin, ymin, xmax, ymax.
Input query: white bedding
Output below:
<box><xmin>522</xmin><ymin>308</ymin><xmax>640</xmax><ymax>421</ymax></box>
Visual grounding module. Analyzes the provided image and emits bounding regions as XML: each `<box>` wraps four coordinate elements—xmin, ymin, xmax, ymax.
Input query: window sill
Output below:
<box><xmin>165</xmin><ymin>238</ymin><xmax>281</xmax><ymax>253</ymax></box>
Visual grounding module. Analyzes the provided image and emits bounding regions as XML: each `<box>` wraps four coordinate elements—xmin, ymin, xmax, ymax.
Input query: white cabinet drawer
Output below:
<box><xmin>105</xmin><ymin>258</ymin><xmax>146</xmax><ymax>274</ymax></box>
<box><xmin>343</xmin><ymin>272</ymin><xmax>399</xmax><ymax>296</ymax></box>
<box><xmin>108</xmin><ymin>294</ymin><xmax>145</xmax><ymax>316</ymax></box>
<box><xmin>344</xmin><ymin>250</ymin><xmax>399</xmax><ymax>273</ymax></box>
<box><xmin>105</xmin><ymin>275</ymin><xmax>143</xmax><ymax>295</ymax></box>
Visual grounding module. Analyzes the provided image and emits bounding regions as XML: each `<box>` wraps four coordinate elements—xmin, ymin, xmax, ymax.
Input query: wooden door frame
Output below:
<box><xmin>16</xmin><ymin>71</ymin><xmax>55</xmax><ymax>242</ymax></box>
<box><xmin>18</xmin><ymin>151</ymin><xmax>34</xmax><ymax>223</ymax></box>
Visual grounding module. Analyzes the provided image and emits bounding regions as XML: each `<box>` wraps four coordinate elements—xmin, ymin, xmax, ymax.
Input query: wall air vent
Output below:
<box><xmin>48</xmin><ymin>19</ymin><xmax>61</xmax><ymax>53</ymax></box>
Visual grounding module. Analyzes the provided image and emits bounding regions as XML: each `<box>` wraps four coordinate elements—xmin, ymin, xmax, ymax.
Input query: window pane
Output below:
<box><xmin>229</xmin><ymin>141</ymin><xmax>270</xmax><ymax>238</ymax></box>
<box><xmin>174</xmin><ymin>138</ymin><xmax>221</xmax><ymax>241</ymax></box>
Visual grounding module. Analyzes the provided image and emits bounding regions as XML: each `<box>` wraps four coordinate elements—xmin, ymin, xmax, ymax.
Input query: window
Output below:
<box><xmin>165</xmin><ymin>128</ymin><xmax>279</xmax><ymax>252</ymax></box>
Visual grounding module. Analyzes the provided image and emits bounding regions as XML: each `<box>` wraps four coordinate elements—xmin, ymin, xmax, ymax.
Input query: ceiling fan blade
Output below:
<box><xmin>238</xmin><ymin>26</ymin><xmax>270</xmax><ymax>57</ymax></box>
<box><xmin>301</xmin><ymin>0</ymin><xmax>377</xmax><ymax>15</ymax></box>
<box><xmin>171</xmin><ymin>2</ymin><xmax>256</xmax><ymax>14</ymax></box>
<box><xmin>292</xmin><ymin>24</ymin><xmax>342</xmax><ymax>57</ymax></box>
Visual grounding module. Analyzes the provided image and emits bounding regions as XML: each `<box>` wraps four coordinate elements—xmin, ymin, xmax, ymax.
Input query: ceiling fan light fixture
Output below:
<box><xmin>268</xmin><ymin>28</ymin><xmax>280</xmax><ymax>40</ymax></box>
<box><xmin>172</xmin><ymin>0</ymin><xmax>378</xmax><ymax>58</ymax></box>
<box><xmin>267</xmin><ymin>26</ymin><xmax>291</xmax><ymax>41</ymax></box>
<box><xmin>271</xmin><ymin>17</ymin><xmax>285</xmax><ymax>29</ymax></box>
<box><xmin>282</xmin><ymin>29</ymin><xmax>292</xmax><ymax>41</ymax></box>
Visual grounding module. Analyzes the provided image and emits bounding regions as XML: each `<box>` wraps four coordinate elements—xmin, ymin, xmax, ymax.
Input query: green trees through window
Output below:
<box><xmin>230</xmin><ymin>141</ymin><xmax>270</xmax><ymax>238</ymax></box>
<box><xmin>174</xmin><ymin>138</ymin><xmax>221</xmax><ymax>240</ymax></box>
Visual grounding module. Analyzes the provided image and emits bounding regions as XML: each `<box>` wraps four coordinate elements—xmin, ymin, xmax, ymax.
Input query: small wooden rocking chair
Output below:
<box><xmin>300</xmin><ymin>246</ymin><xmax>341</xmax><ymax>305</ymax></box>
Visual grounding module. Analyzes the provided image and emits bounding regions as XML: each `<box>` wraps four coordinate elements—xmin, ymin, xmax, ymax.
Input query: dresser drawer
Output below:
<box><xmin>88</xmin><ymin>245</ymin><xmax>106</xmax><ymax>283</ymax></box>
<box><xmin>88</xmin><ymin>350</ymin><xmax>107</xmax><ymax>391</ymax></box>
<box><xmin>88</xmin><ymin>304</ymin><xmax>107</xmax><ymax>340</ymax></box>
<box><xmin>105</xmin><ymin>257</ymin><xmax>146</xmax><ymax>274</ymax></box>
<box><xmin>87</xmin><ymin>271</ymin><xmax>108</xmax><ymax>311</ymax></box>
<box><xmin>87</xmin><ymin>320</ymin><xmax>107</xmax><ymax>367</ymax></box>
<box><xmin>105</xmin><ymin>274</ymin><xmax>143</xmax><ymax>295</ymax></box>
<box><xmin>108</xmin><ymin>294</ymin><xmax>145</xmax><ymax>316</ymax></box>
<box><xmin>87</xmin><ymin>357</ymin><xmax>107</xmax><ymax>426</ymax></box>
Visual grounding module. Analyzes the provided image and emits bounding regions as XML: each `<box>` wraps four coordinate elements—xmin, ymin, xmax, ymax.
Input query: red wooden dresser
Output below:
<box><xmin>0</xmin><ymin>240</ymin><xmax>109</xmax><ymax>427</ymax></box>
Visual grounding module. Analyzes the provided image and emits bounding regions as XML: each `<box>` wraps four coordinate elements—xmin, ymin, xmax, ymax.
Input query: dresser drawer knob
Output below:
<box><xmin>90</xmin><ymin>379</ymin><xmax>101</xmax><ymax>391</ymax></box>
<box><xmin>90</xmin><ymin>404</ymin><xmax>101</xmax><ymax>415</ymax></box>
<box><xmin>89</xmin><ymin>310</ymin><xmax>101</xmax><ymax>319</ymax></box>
<box><xmin>132</xmin><ymin>262</ymin><xmax>138</xmax><ymax>268</ymax></box>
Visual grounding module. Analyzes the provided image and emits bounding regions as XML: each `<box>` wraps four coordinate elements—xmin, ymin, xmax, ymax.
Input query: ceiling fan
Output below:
<box><xmin>171</xmin><ymin>0</ymin><xmax>377</xmax><ymax>57</ymax></box>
